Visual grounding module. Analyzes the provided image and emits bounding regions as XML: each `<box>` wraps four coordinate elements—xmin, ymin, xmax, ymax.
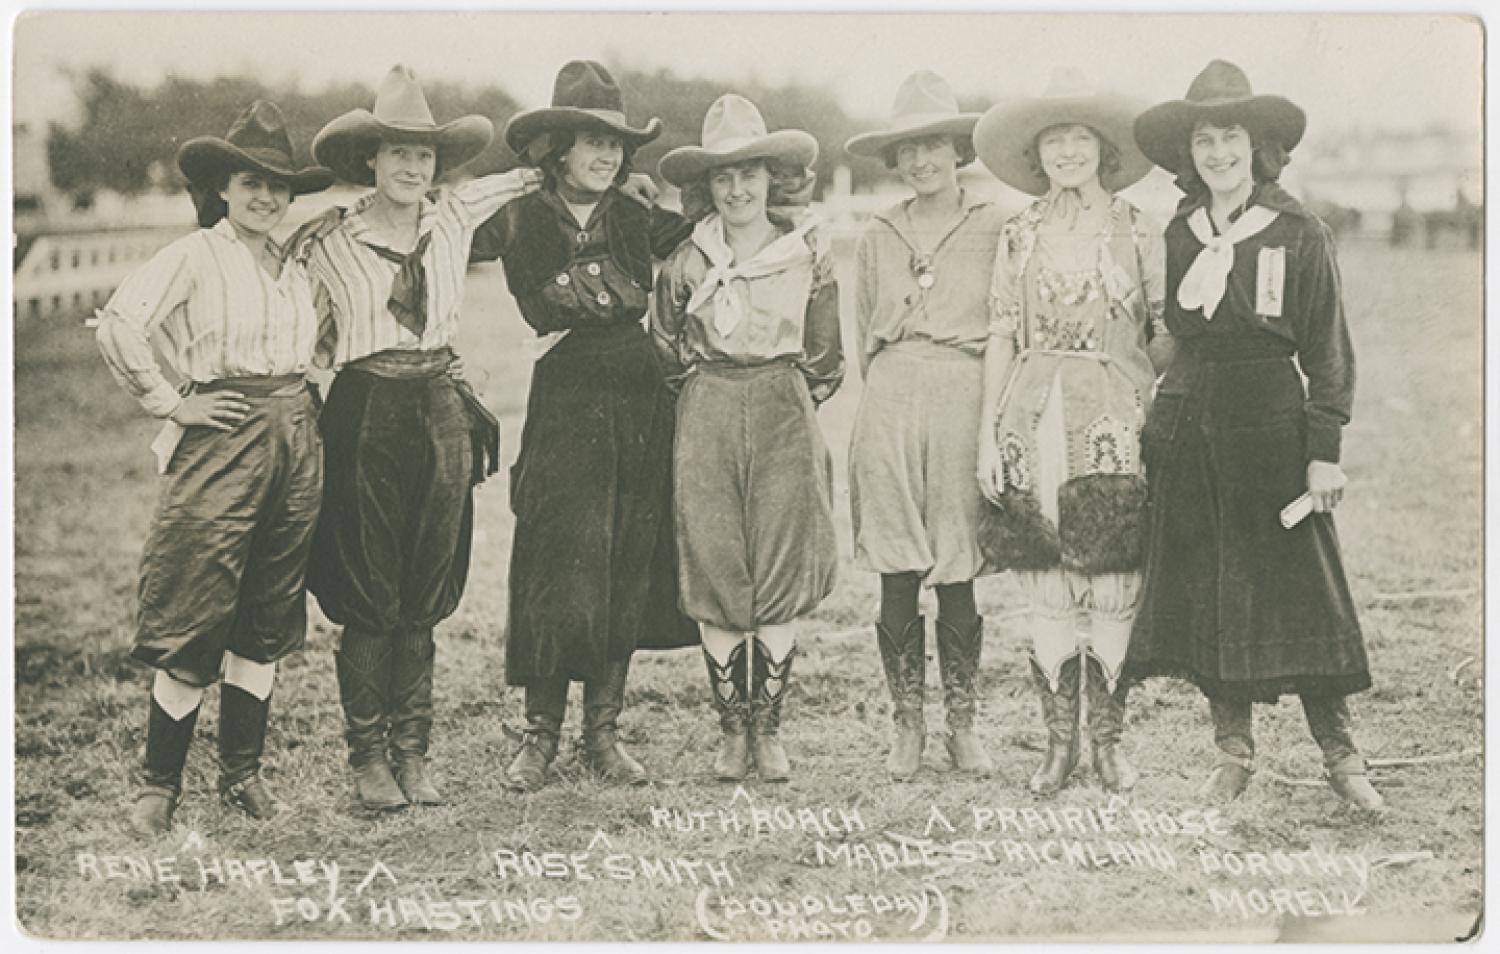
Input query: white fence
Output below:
<box><xmin>14</xmin><ymin>227</ymin><xmax>191</xmax><ymax>321</ymax></box>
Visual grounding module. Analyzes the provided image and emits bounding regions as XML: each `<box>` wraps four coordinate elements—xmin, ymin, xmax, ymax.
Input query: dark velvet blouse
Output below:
<box><xmin>469</xmin><ymin>186</ymin><xmax>691</xmax><ymax>336</ymax></box>
<box><xmin>1163</xmin><ymin>182</ymin><xmax>1356</xmax><ymax>463</ymax></box>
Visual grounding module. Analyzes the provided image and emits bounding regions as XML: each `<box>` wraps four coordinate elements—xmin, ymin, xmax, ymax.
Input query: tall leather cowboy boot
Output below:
<box><xmin>876</xmin><ymin>616</ymin><xmax>926</xmax><ymax>779</ymax></box>
<box><xmin>703</xmin><ymin>642</ymin><xmax>752</xmax><ymax>782</ymax></box>
<box><xmin>1201</xmin><ymin>695</ymin><xmax>1254</xmax><ymax>802</ymax></box>
<box><xmin>1083</xmin><ymin>654</ymin><xmax>1138</xmax><ymax>792</ymax></box>
<box><xmin>506</xmin><ymin>679</ymin><xmax>568</xmax><ymax>792</ymax></box>
<box><xmin>218</xmin><ymin>683</ymin><xmax>286</xmax><ymax>820</ymax></box>
<box><xmin>749</xmin><ymin>638</ymin><xmax>794</xmax><ymax>782</ymax></box>
<box><xmin>388</xmin><ymin>628</ymin><xmax>443</xmax><ymax>805</ymax></box>
<box><xmin>582</xmin><ymin>660</ymin><xmax>648</xmax><ymax>785</ymax></box>
<box><xmin>1029</xmin><ymin>653</ymin><xmax>1080</xmax><ymax>796</ymax></box>
<box><xmin>336</xmin><ymin>628</ymin><xmax>407</xmax><ymax>811</ymax></box>
<box><xmin>1302</xmin><ymin>694</ymin><xmax>1384</xmax><ymax>812</ymax></box>
<box><xmin>129</xmin><ymin>692</ymin><xmax>201</xmax><ymax>838</ymax></box>
<box><xmin>935</xmin><ymin>615</ymin><xmax>994</xmax><ymax>776</ymax></box>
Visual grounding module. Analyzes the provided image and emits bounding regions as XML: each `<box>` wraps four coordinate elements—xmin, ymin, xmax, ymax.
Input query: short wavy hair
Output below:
<box><xmin>1172</xmin><ymin>121</ymin><xmax>1291</xmax><ymax>201</ymax></box>
<box><xmin>1022</xmin><ymin>125</ymin><xmax>1123</xmax><ymax>190</ymax></box>
<box><xmin>535</xmin><ymin>129</ymin><xmax>635</xmax><ymax>192</ymax></box>
<box><xmin>357</xmin><ymin>137</ymin><xmax>449</xmax><ymax>185</ymax></box>
<box><xmin>879</xmin><ymin>134</ymin><xmax>977</xmax><ymax>171</ymax></box>
<box><xmin>679</xmin><ymin>157</ymin><xmax>798</xmax><ymax>223</ymax></box>
<box><xmin>187</xmin><ymin>167</ymin><xmax>295</xmax><ymax>229</ymax></box>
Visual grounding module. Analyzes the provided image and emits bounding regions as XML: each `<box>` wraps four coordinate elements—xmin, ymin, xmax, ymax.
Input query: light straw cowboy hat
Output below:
<box><xmin>974</xmin><ymin>67</ymin><xmax>1152</xmax><ymax>195</ymax></box>
<box><xmin>504</xmin><ymin>60</ymin><xmax>663</xmax><ymax>164</ymax></box>
<box><xmin>658</xmin><ymin>94</ymin><xmax>818</xmax><ymax>187</ymax></box>
<box><xmin>177</xmin><ymin>99</ymin><xmax>333</xmax><ymax>195</ymax></box>
<box><xmin>844</xmin><ymin>70</ymin><xmax>980</xmax><ymax>159</ymax></box>
<box><xmin>312</xmin><ymin>64</ymin><xmax>493</xmax><ymax>185</ymax></box>
<box><xmin>1133</xmin><ymin>59</ymin><xmax>1307</xmax><ymax>173</ymax></box>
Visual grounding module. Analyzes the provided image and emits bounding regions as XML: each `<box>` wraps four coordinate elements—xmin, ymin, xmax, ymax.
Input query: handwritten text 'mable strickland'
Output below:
<box><xmin>814</xmin><ymin>835</ymin><xmax>1179</xmax><ymax>873</ymax></box>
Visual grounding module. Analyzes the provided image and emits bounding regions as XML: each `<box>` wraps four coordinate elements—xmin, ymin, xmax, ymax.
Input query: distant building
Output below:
<box><xmin>1296</xmin><ymin>126</ymin><xmax>1481</xmax><ymax>241</ymax></box>
<box><xmin>14</xmin><ymin>121</ymin><xmax>63</xmax><ymax>235</ymax></box>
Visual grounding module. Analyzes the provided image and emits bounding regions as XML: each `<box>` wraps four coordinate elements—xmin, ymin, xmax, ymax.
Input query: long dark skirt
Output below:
<box><xmin>506</xmin><ymin>322</ymin><xmax>700</xmax><ymax>686</ymax></box>
<box><xmin>1126</xmin><ymin>337</ymin><xmax>1371</xmax><ymax>703</ymax></box>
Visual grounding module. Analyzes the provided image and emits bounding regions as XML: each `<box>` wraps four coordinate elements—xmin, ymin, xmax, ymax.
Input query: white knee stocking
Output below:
<box><xmin>151</xmin><ymin>669</ymin><xmax>205</xmax><ymax>721</ymax></box>
<box><xmin>701</xmin><ymin>624</ymin><xmax>747</xmax><ymax>665</ymax></box>
<box><xmin>223</xmin><ymin>653</ymin><xmax>277</xmax><ymax>701</ymax></box>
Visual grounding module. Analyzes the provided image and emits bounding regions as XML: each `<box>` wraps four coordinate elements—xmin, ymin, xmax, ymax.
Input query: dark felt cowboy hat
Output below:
<box><xmin>974</xmin><ymin>67</ymin><xmax>1152</xmax><ymax>196</ymax></box>
<box><xmin>312</xmin><ymin>64</ymin><xmax>493</xmax><ymax>185</ymax></box>
<box><xmin>658</xmin><ymin>94</ymin><xmax>817</xmax><ymax>187</ymax></box>
<box><xmin>1133</xmin><ymin>59</ymin><xmax>1307</xmax><ymax>173</ymax></box>
<box><xmin>504</xmin><ymin>60</ymin><xmax>663</xmax><ymax>164</ymax></box>
<box><xmin>176</xmin><ymin>100</ymin><xmax>333</xmax><ymax>194</ymax></box>
<box><xmin>845</xmin><ymin>71</ymin><xmax>980</xmax><ymax>159</ymax></box>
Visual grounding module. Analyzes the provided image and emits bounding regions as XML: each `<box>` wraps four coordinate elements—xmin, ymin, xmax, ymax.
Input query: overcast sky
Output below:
<box><xmin>12</xmin><ymin>9</ymin><xmax>1483</xmax><ymax>140</ymax></box>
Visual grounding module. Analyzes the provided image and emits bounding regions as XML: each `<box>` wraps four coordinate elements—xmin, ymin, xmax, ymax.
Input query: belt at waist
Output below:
<box><xmin>692</xmin><ymin>356</ymin><xmax>799</xmax><ymax>377</ymax></box>
<box><xmin>881</xmin><ymin>338</ymin><xmax>982</xmax><ymax>360</ymax></box>
<box><xmin>344</xmin><ymin>346</ymin><xmax>455</xmax><ymax>379</ymax></box>
<box><xmin>1180</xmin><ymin>334</ymin><xmax>1295</xmax><ymax>362</ymax></box>
<box><xmin>197</xmin><ymin>374</ymin><xmax>307</xmax><ymax>399</ymax></box>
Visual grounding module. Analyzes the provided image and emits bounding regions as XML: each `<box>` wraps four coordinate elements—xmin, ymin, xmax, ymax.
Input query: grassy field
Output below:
<box><xmin>12</xmin><ymin>240</ymin><xmax>1482</xmax><ymax>942</ymax></box>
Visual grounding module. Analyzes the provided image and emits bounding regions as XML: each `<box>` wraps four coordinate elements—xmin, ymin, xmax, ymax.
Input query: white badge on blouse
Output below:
<box><xmin>1256</xmin><ymin>246</ymin><xmax>1286</xmax><ymax>317</ymax></box>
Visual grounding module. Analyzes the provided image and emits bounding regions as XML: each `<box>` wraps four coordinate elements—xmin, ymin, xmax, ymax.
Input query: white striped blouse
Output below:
<box><xmin>95</xmin><ymin>218</ymin><xmax>318</xmax><ymax>418</ymax></box>
<box><xmin>304</xmin><ymin>174</ymin><xmax>532</xmax><ymax>369</ymax></box>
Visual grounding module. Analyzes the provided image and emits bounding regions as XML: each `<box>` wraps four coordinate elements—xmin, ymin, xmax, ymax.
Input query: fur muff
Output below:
<box><xmin>978</xmin><ymin>490</ymin><xmax>1061</xmax><ymax>570</ymax></box>
<box><xmin>1058</xmin><ymin>474</ymin><xmax>1147</xmax><ymax>574</ymax></box>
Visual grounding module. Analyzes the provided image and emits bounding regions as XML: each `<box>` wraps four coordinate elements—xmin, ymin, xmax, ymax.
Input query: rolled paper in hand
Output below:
<box><xmin>1280</xmin><ymin>491</ymin><xmax>1313</xmax><ymax>529</ymax></box>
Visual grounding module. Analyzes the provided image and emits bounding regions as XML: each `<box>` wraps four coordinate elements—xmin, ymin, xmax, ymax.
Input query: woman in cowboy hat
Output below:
<box><xmin>973</xmin><ymin>68</ymin><xmax>1172</xmax><ymax>796</ymax></box>
<box><xmin>651</xmin><ymin>93</ymin><xmax>842</xmax><ymax>782</ymax></box>
<box><xmin>467</xmin><ymin>60</ymin><xmax>701</xmax><ymax>793</ymax></box>
<box><xmin>1126</xmin><ymin>60</ymin><xmax>1381</xmax><ymax>811</ymax></box>
<box><xmin>290</xmin><ymin>64</ymin><xmax>540</xmax><ymax>812</ymax></box>
<box><xmin>95</xmin><ymin>100</ymin><xmax>334</xmax><ymax>837</ymax></box>
<box><xmin>843</xmin><ymin>70</ymin><xmax>1005</xmax><ymax>781</ymax></box>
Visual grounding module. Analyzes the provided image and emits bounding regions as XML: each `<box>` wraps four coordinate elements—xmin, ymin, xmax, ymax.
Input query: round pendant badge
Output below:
<box><xmin>911</xmin><ymin>254</ymin><xmax>936</xmax><ymax>290</ymax></box>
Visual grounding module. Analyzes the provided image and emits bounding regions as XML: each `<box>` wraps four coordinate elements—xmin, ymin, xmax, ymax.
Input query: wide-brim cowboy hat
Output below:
<box><xmin>974</xmin><ymin>67</ymin><xmax>1152</xmax><ymax>196</ymax></box>
<box><xmin>504</xmin><ymin>60</ymin><xmax>662</xmax><ymax>163</ymax></box>
<box><xmin>1134</xmin><ymin>59</ymin><xmax>1306</xmax><ymax>173</ymax></box>
<box><xmin>176</xmin><ymin>99</ymin><xmax>333</xmax><ymax>195</ymax></box>
<box><xmin>312</xmin><ymin>64</ymin><xmax>493</xmax><ymax>186</ymax></box>
<box><xmin>659</xmin><ymin>94</ymin><xmax>818</xmax><ymax>187</ymax></box>
<box><xmin>845</xmin><ymin>70</ymin><xmax>980</xmax><ymax>159</ymax></box>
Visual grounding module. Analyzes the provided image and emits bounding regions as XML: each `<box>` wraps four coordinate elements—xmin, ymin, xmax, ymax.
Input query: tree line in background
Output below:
<box><xmin>45</xmin><ymin>66</ymin><xmax>940</xmax><ymax>200</ymax></box>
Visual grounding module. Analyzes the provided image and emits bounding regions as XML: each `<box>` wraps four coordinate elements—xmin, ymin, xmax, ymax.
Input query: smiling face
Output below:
<box><xmin>561</xmin><ymin>131</ymin><xmax>624</xmax><ymax>195</ymax></box>
<box><xmin>1035</xmin><ymin>123</ymin><xmax>1102</xmax><ymax>192</ymax></box>
<box><xmin>893</xmin><ymin>134</ymin><xmax>960</xmax><ymax>198</ymax></box>
<box><xmin>218</xmin><ymin>170</ymin><xmax>292</xmax><ymax>237</ymax></box>
<box><xmin>707</xmin><ymin>160</ymin><xmax>771</xmax><ymax>229</ymax></box>
<box><xmin>369</xmin><ymin>139</ymin><xmax>437</xmax><ymax>207</ymax></box>
<box><xmin>1190</xmin><ymin>121</ymin><xmax>1255</xmax><ymax>196</ymax></box>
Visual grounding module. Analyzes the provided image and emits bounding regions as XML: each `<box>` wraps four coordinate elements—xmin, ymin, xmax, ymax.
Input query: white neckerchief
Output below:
<box><xmin>1179</xmin><ymin>205</ymin><xmax>1279</xmax><ymax>319</ymax></box>
<box><xmin>686</xmin><ymin>213</ymin><xmax>819</xmax><ymax>337</ymax></box>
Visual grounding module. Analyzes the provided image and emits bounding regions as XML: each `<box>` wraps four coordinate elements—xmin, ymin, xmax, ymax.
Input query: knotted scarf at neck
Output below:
<box><xmin>1178</xmin><ymin>204</ymin><xmax>1280</xmax><ymax>319</ymax></box>
<box><xmin>1043</xmin><ymin>180</ymin><xmax>1111</xmax><ymax>232</ymax></box>
<box><xmin>686</xmin><ymin>213</ymin><xmax>819</xmax><ymax>338</ymax></box>
<box><xmin>366</xmin><ymin>231</ymin><xmax>434</xmax><ymax>338</ymax></box>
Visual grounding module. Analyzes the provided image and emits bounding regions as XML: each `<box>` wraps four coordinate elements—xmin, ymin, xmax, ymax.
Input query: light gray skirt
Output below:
<box><xmin>849</xmin><ymin>341</ymin><xmax>991</xmax><ymax>585</ymax></box>
<box><xmin>674</xmin><ymin>361</ymin><xmax>838</xmax><ymax>631</ymax></box>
